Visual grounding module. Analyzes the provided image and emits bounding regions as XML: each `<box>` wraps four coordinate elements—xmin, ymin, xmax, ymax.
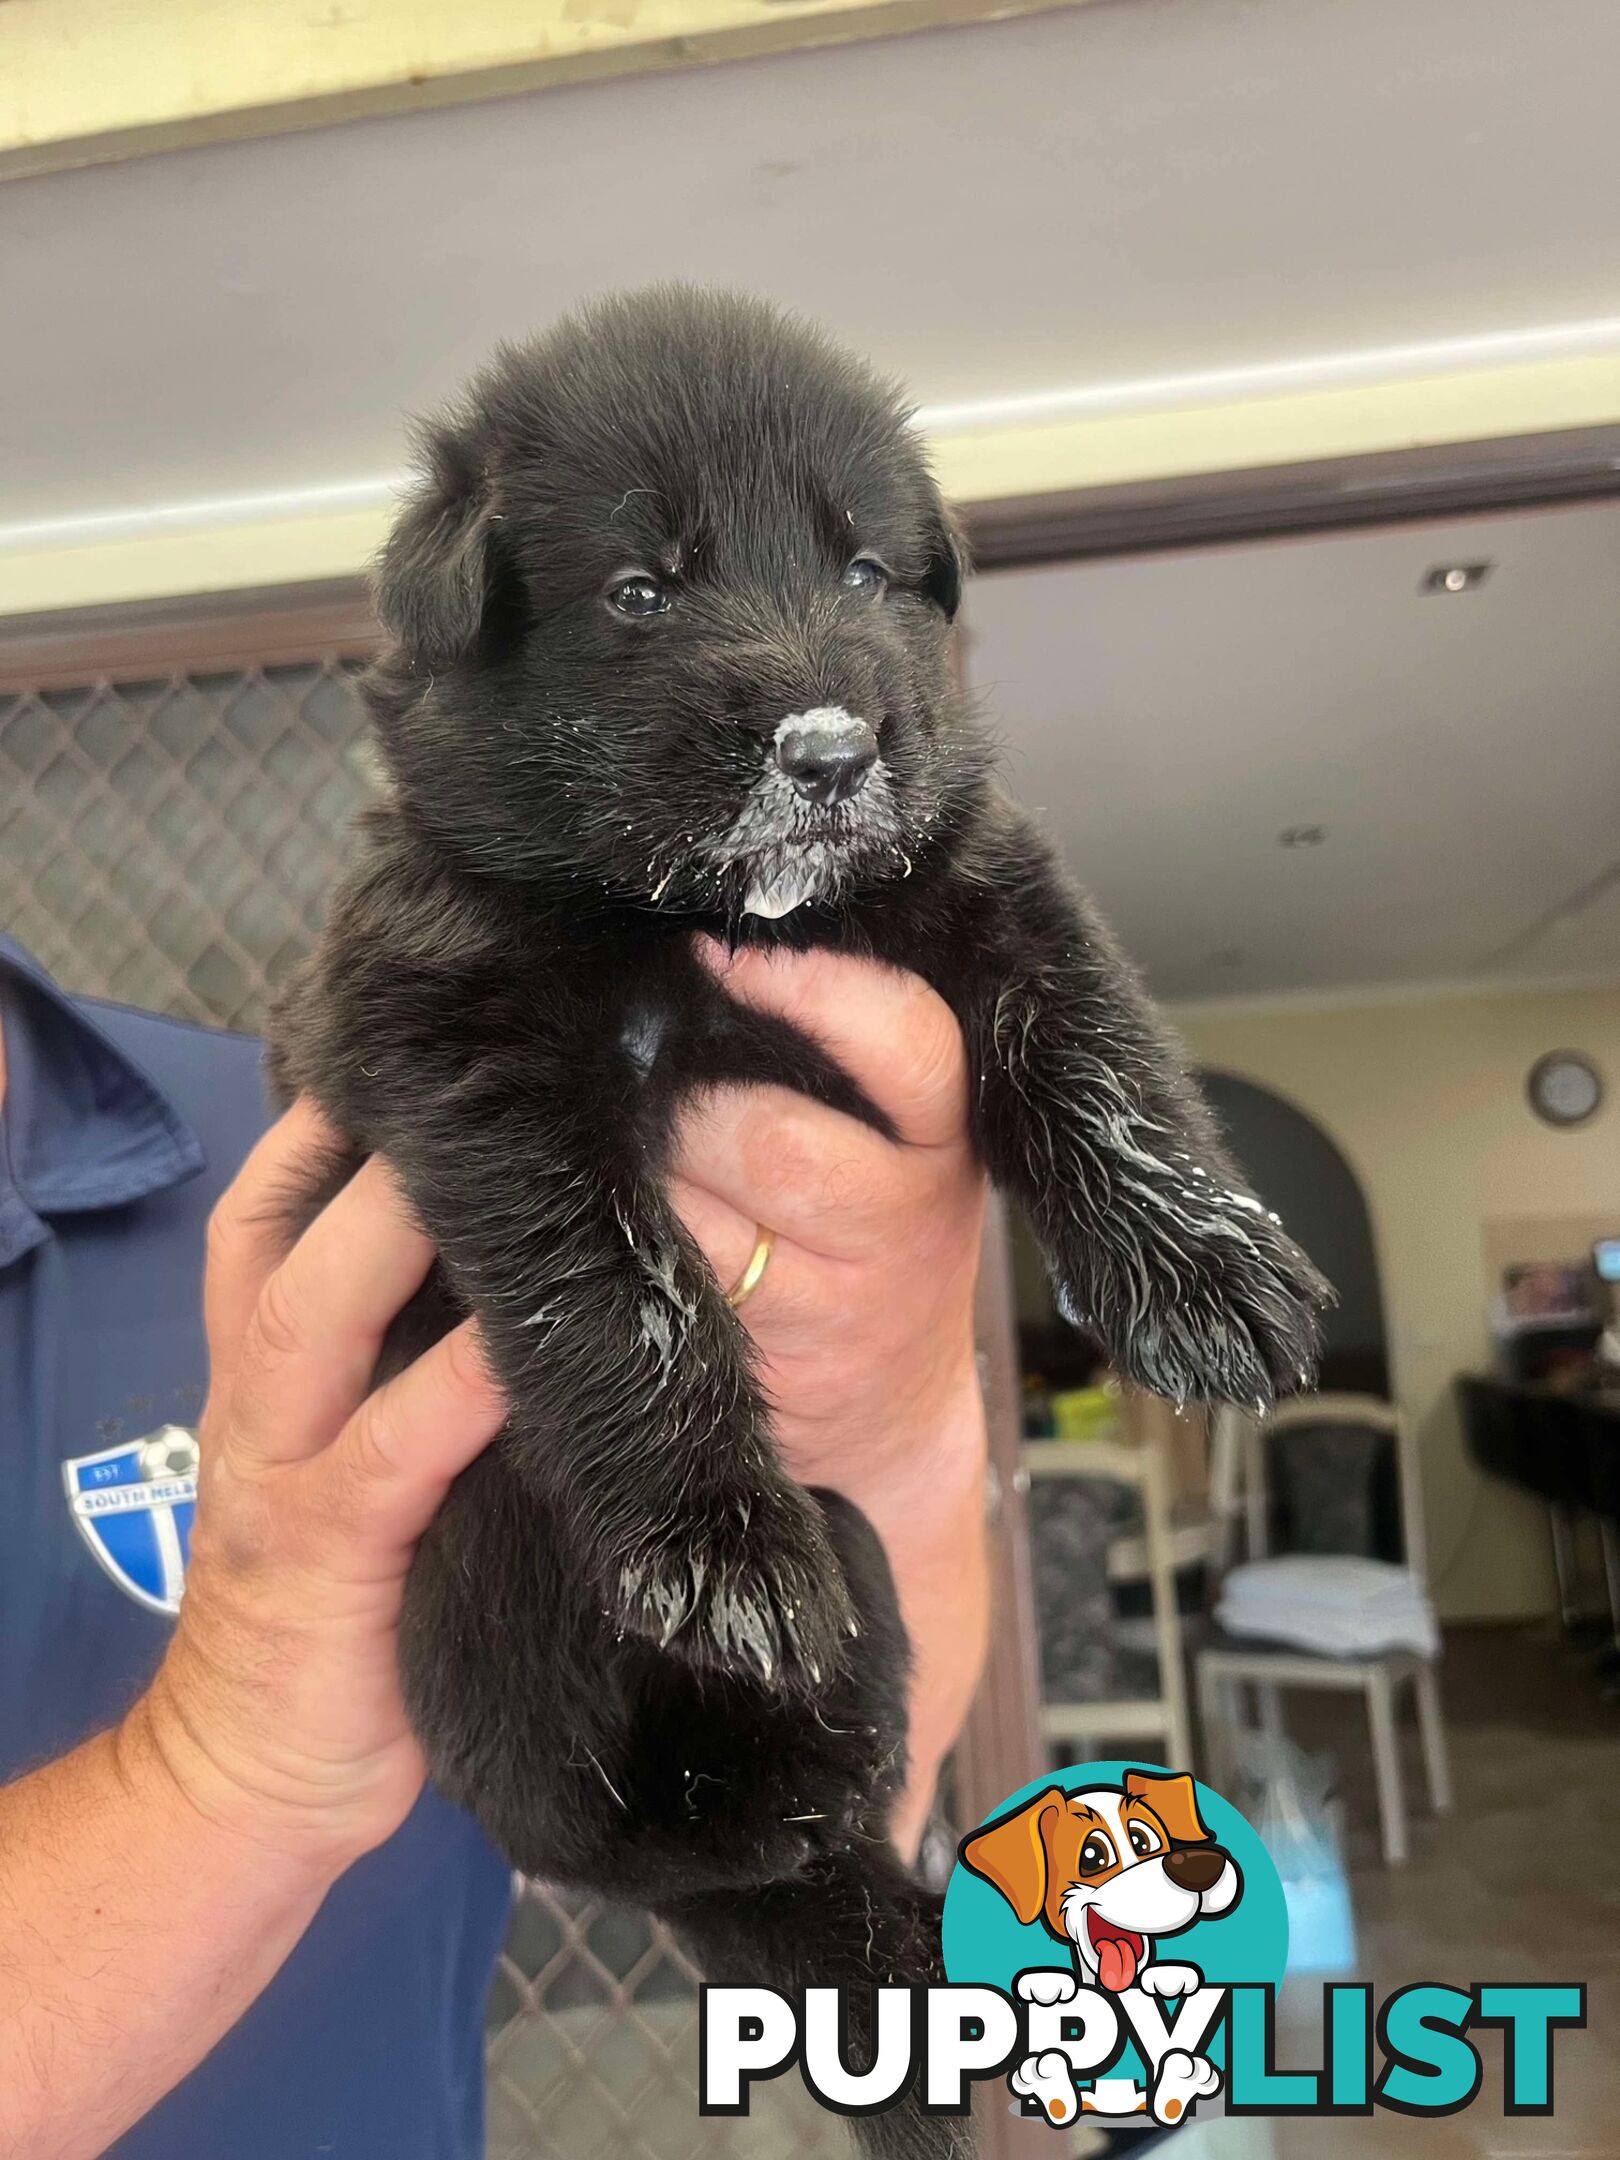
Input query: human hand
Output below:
<box><xmin>670</xmin><ymin>944</ymin><xmax>992</xmax><ymax>1850</ymax></box>
<box><xmin>672</xmin><ymin>941</ymin><xmax>988</xmax><ymax>1504</ymax></box>
<box><xmin>133</xmin><ymin>1103</ymin><xmax>506</xmax><ymax>1879</ymax></box>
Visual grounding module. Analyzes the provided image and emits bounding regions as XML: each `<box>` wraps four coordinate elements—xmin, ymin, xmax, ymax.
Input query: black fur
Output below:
<box><xmin>270</xmin><ymin>288</ymin><xmax>1327</xmax><ymax>2160</ymax></box>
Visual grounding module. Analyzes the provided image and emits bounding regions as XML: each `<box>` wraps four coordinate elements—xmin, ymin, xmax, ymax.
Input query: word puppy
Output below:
<box><xmin>271</xmin><ymin>289</ymin><xmax>1325</xmax><ymax>2160</ymax></box>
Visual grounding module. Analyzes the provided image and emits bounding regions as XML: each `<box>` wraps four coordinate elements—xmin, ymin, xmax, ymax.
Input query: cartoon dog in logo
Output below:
<box><xmin>961</xmin><ymin>1770</ymin><xmax>1240</xmax><ymax>2127</ymax></box>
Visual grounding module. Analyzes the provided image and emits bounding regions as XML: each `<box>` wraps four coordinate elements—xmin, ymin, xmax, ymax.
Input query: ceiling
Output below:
<box><xmin>963</xmin><ymin>499</ymin><xmax>1620</xmax><ymax>1003</ymax></box>
<box><xmin>3</xmin><ymin>0</ymin><xmax>1620</xmax><ymax>534</ymax></box>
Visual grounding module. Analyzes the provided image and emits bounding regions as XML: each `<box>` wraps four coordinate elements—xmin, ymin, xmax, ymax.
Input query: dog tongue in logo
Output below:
<box><xmin>1087</xmin><ymin>1911</ymin><xmax>1145</xmax><ymax>1992</ymax></box>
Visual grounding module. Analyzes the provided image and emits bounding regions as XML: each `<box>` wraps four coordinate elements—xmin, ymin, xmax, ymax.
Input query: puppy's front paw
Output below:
<box><xmin>1017</xmin><ymin>1968</ymin><xmax>1079</xmax><ymax>2006</ymax></box>
<box><xmin>1151</xmin><ymin>1203</ymin><xmax>1328</xmax><ymax>1408</ymax></box>
<box><xmin>617</xmin><ymin>1481</ymin><xmax>854</xmax><ymax>1688</ymax></box>
<box><xmin>1060</xmin><ymin>1181</ymin><xmax>1330</xmax><ymax>1410</ymax></box>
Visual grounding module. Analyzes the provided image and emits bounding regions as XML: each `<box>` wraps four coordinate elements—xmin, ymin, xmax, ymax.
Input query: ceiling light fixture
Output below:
<box><xmin>1278</xmin><ymin>825</ymin><xmax>1326</xmax><ymax>849</ymax></box>
<box><xmin>1422</xmin><ymin>561</ymin><xmax>1493</xmax><ymax>595</ymax></box>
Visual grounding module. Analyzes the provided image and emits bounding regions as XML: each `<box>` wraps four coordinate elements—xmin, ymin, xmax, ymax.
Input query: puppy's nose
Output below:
<box><xmin>775</xmin><ymin>711</ymin><xmax>879</xmax><ymax>806</ymax></box>
<box><xmin>1164</xmin><ymin>1846</ymin><xmax>1227</xmax><ymax>1895</ymax></box>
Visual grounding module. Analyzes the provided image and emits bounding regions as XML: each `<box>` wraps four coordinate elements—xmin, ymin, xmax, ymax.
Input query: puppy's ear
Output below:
<box><xmin>923</xmin><ymin>504</ymin><xmax>968</xmax><ymax>621</ymax></box>
<box><xmin>1125</xmin><ymin>1771</ymin><xmax>1211</xmax><ymax>1846</ymax></box>
<box><xmin>375</xmin><ymin>420</ymin><xmax>504</xmax><ymax>667</ymax></box>
<box><xmin>960</xmin><ymin>1786</ymin><xmax>1064</xmax><ymax>1925</ymax></box>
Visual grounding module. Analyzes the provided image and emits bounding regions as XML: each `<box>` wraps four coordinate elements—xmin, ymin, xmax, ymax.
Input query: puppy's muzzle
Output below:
<box><xmin>1163</xmin><ymin>1846</ymin><xmax>1228</xmax><ymax>1895</ymax></box>
<box><xmin>775</xmin><ymin>709</ymin><xmax>878</xmax><ymax>807</ymax></box>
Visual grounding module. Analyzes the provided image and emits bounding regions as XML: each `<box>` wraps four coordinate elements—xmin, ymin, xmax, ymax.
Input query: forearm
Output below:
<box><xmin>852</xmin><ymin>1379</ymin><xmax>991</xmax><ymax>1861</ymax></box>
<box><xmin>0</xmin><ymin>1702</ymin><xmax>334</xmax><ymax>2160</ymax></box>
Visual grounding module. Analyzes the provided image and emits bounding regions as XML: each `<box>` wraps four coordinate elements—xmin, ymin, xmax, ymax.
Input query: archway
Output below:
<box><xmin>1198</xmin><ymin>1069</ymin><xmax>1389</xmax><ymax>1398</ymax></box>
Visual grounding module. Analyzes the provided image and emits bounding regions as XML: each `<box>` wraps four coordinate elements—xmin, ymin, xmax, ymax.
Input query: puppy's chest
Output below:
<box><xmin>617</xmin><ymin>999</ymin><xmax>670</xmax><ymax>1079</ymax></box>
<box><xmin>613</xmin><ymin>991</ymin><xmax>749</xmax><ymax>1089</ymax></box>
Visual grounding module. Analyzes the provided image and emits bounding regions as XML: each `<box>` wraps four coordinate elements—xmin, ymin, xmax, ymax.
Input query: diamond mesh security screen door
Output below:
<box><xmin>2</xmin><ymin>658</ymin><xmax>371</xmax><ymax>1029</ymax></box>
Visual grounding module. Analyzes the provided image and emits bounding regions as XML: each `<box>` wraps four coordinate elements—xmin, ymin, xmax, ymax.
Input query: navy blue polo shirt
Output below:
<box><xmin>0</xmin><ymin>936</ymin><xmax>512</xmax><ymax>2159</ymax></box>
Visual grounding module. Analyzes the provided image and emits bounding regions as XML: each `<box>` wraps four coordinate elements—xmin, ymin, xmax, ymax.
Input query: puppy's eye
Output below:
<box><xmin>841</xmin><ymin>557</ymin><xmax>888</xmax><ymax>598</ymax></box>
<box><xmin>1079</xmin><ymin>1834</ymin><xmax>1116</xmax><ymax>1875</ymax></box>
<box><xmin>607</xmin><ymin>574</ymin><xmax>670</xmax><ymax>618</ymax></box>
<box><xmin>1127</xmin><ymin>1823</ymin><xmax>1163</xmax><ymax>1858</ymax></box>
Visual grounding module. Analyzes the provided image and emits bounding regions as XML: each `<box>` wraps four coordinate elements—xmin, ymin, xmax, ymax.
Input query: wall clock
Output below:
<box><xmin>1527</xmin><ymin>1051</ymin><xmax>1604</xmax><ymax>1129</ymax></box>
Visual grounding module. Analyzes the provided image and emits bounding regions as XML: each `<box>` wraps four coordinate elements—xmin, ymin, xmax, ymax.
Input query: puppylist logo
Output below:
<box><xmin>700</xmin><ymin>1760</ymin><xmax>1586</xmax><ymax>2130</ymax></box>
<box><xmin>951</xmin><ymin>1764</ymin><xmax>1259</xmax><ymax>2125</ymax></box>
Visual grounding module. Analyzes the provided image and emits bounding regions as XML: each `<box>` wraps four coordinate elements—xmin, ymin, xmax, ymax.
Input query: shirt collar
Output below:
<box><xmin>0</xmin><ymin>937</ymin><xmax>205</xmax><ymax>1266</ymax></box>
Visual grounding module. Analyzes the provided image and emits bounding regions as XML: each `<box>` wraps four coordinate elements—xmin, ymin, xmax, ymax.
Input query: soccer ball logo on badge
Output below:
<box><xmin>64</xmin><ymin>1424</ymin><xmax>201</xmax><ymax>1615</ymax></box>
<box><xmin>140</xmin><ymin>1426</ymin><xmax>200</xmax><ymax>1483</ymax></box>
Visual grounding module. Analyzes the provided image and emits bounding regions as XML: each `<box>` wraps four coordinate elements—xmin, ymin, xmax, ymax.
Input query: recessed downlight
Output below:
<box><xmin>1422</xmin><ymin>561</ymin><xmax>1493</xmax><ymax>595</ymax></box>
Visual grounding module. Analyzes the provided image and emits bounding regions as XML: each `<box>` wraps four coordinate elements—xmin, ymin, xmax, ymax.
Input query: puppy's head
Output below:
<box><xmin>366</xmin><ymin>286</ymin><xmax>980</xmax><ymax>913</ymax></box>
<box><xmin>961</xmin><ymin>1772</ymin><xmax>1242</xmax><ymax>1992</ymax></box>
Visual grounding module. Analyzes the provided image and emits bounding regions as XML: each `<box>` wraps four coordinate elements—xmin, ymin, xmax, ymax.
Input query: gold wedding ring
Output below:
<box><xmin>726</xmin><ymin>1228</ymin><xmax>775</xmax><ymax>1309</ymax></box>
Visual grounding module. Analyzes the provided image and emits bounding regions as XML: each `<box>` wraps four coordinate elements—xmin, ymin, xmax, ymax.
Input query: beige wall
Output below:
<box><xmin>1175</xmin><ymin>980</ymin><xmax>1620</xmax><ymax>1621</ymax></box>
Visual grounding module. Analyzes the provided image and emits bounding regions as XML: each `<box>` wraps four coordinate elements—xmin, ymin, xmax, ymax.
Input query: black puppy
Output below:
<box><xmin>271</xmin><ymin>288</ymin><xmax>1326</xmax><ymax>2159</ymax></box>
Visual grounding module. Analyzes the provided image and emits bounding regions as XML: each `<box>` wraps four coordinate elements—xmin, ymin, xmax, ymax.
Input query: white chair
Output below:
<box><xmin>1195</xmin><ymin>1394</ymin><xmax>1452</xmax><ymax>1866</ymax></box>
<box><xmin>1023</xmin><ymin>1387</ymin><xmax>1197</xmax><ymax>1776</ymax></box>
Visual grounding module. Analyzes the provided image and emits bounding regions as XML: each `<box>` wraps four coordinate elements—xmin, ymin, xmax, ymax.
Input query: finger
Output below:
<box><xmin>694</xmin><ymin>939</ymin><xmax>968</xmax><ymax>1150</ymax></box>
<box><xmin>229</xmin><ymin>1155</ymin><xmax>437</xmax><ymax>1466</ymax></box>
<box><xmin>323</xmin><ymin>1318</ymin><xmax>506</xmax><ymax>1553</ymax></box>
<box><xmin>204</xmin><ymin>1098</ymin><xmax>348</xmax><ymax>1400</ymax></box>
<box><xmin>665</xmin><ymin>1173</ymin><xmax>758</xmax><ymax>1291</ymax></box>
<box><xmin>668</xmin><ymin>1174</ymin><xmax>844</xmax><ymax>1353</ymax></box>
<box><xmin>672</xmin><ymin>1081</ymin><xmax>913</xmax><ymax>1263</ymax></box>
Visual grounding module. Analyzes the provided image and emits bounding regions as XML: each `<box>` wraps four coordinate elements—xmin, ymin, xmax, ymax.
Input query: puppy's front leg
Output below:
<box><xmin>904</xmin><ymin>810</ymin><xmax>1329</xmax><ymax>1406</ymax></box>
<box><xmin>459</xmin><ymin>1133</ymin><xmax>854</xmax><ymax>1685</ymax></box>
<box><xmin>276</xmin><ymin>960</ymin><xmax>852</xmax><ymax>1690</ymax></box>
<box><xmin>516</xmin><ymin>1155</ymin><xmax>856</xmax><ymax>1685</ymax></box>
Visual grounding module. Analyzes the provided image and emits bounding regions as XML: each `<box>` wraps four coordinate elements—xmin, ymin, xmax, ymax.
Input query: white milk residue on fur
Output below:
<box><xmin>698</xmin><ymin>710</ymin><xmax>900</xmax><ymax>919</ymax></box>
<box><xmin>743</xmin><ymin>847</ymin><xmax>840</xmax><ymax>919</ymax></box>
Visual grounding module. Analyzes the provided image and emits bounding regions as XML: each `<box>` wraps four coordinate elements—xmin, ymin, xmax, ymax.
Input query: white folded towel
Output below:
<box><xmin>1217</xmin><ymin>1556</ymin><xmax>1440</xmax><ymax>1659</ymax></box>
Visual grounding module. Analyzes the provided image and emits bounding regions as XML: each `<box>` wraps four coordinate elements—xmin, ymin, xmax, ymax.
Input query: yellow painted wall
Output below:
<box><xmin>1176</xmin><ymin>982</ymin><xmax>1620</xmax><ymax>1621</ymax></box>
<box><xmin>0</xmin><ymin>0</ymin><xmax>1083</xmax><ymax>180</ymax></box>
